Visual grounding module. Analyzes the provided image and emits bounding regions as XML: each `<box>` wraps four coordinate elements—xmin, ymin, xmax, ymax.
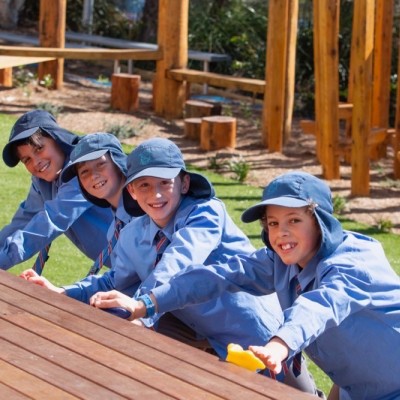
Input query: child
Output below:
<box><xmin>24</xmin><ymin>138</ymin><xmax>319</xmax><ymax>394</ymax></box>
<box><xmin>103</xmin><ymin>171</ymin><xmax>400</xmax><ymax>400</ymax></box>
<box><xmin>20</xmin><ymin>132</ymin><xmax>131</xmax><ymax>282</ymax></box>
<box><xmin>0</xmin><ymin>110</ymin><xmax>114</xmax><ymax>272</ymax></box>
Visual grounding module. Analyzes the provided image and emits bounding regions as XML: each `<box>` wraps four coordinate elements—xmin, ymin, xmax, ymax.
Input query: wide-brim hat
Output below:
<box><xmin>242</xmin><ymin>171</ymin><xmax>343</xmax><ymax>258</ymax></box>
<box><xmin>122</xmin><ymin>138</ymin><xmax>214</xmax><ymax>216</ymax></box>
<box><xmin>3</xmin><ymin>110</ymin><xmax>79</xmax><ymax>167</ymax></box>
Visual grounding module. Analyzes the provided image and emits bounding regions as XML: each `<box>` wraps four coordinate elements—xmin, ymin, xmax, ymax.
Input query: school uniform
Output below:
<box><xmin>152</xmin><ymin>172</ymin><xmax>400</xmax><ymax>400</ymax></box>
<box><xmin>0</xmin><ymin>111</ymin><xmax>114</xmax><ymax>270</ymax></box>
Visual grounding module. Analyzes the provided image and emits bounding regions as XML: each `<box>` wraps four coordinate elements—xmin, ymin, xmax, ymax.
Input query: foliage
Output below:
<box><xmin>229</xmin><ymin>156</ymin><xmax>251</xmax><ymax>183</ymax></box>
<box><xmin>332</xmin><ymin>194</ymin><xmax>347</xmax><ymax>215</ymax></box>
<box><xmin>35</xmin><ymin>102</ymin><xmax>63</xmax><ymax>118</ymax></box>
<box><xmin>106</xmin><ymin>119</ymin><xmax>149</xmax><ymax>140</ymax></box>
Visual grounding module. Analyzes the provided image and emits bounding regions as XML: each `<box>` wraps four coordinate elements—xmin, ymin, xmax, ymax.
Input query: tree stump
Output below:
<box><xmin>184</xmin><ymin>117</ymin><xmax>202</xmax><ymax>140</ymax></box>
<box><xmin>0</xmin><ymin>67</ymin><xmax>12</xmax><ymax>87</ymax></box>
<box><xmin>185</xmin><ymin>99</ymin><xmax>222</xmax><ymax>118</ymax></box>
<box><xmin>200</xmin><ymin>116</ymin><xmax>236</xmax><ymax>151</ymax></box>
<box><xmin>111</xmin><ymin>73</ymin><xmax>140</xmax><ymax>112</ymax></box>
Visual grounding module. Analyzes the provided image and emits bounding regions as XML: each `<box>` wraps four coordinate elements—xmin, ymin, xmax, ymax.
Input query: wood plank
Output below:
<box><xmin>0</xmin><ymin>56</ymin><xmax>56</xmax><ymax>68</ymax></box>
<box><xmin>0</xmin><ymin>45</ymin><xmax>163</xmax><ymax>61</ymax></box>
<box><xmin>0</xmin><ymin>310</ymin><xmax>219</xmax><ymax>399</ymax></box>
<box><xmin>0</xmin><ymin>359</ymin><xmax>78</xmax><ymax>399</ymax></box>
<box><xmin>167</xmin><ymin>68</ymin><xmax>265</xmax><ymax>94</ymax></box>
<box><xmin>0</xmin><ymin>338</ymin><xmax>127</xmax><ymax>399</ymax></box>
<box><xmin>0</xmin><ymin>271</ymin><xmax>314</xmax><ymax>400</ymax></box>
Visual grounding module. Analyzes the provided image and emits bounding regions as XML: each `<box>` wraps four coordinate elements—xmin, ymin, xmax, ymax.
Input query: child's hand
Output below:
<box><xmin>90</xmin><ymin>290</ymin><xmax>146</xmax><ymax>320</ymax></box>
<box><xmin>19</xmin><ymin>268</ymin><xmax>64</xmax><ymax>293</ymax></box>
<box><xmin>249</xmin><ymin>337</ymin><xmax>289</xmax><ymax>374</ymax></box>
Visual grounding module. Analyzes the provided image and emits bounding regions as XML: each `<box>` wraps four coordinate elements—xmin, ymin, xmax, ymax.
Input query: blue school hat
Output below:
<box><xmin>242</xmin><ymin>171</ymin><xmax>343</xmax><ymax>258</ymax></box>
<box><xmin>3</xmin><ymin>110</ymin><xmax>79</xmax><ymax>167</ymax></box>
<box><xmin>123</xmin><ymin>138</ymin><xmax>214</xmax><ymax>216</ymax></box>
<box><xmin>62</xmin><ymin>133</ymin><xmax>127</xmax><ymax>207</ymax></box>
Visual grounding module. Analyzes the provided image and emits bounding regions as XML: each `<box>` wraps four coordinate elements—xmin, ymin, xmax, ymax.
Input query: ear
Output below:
<box><xmin>181</xmin><ymin>174</ymin><xmax>190</xmax><ymax>194</ymax></box>
<box><xmin>126</xmin><ymin>183</ymin><xmax>137</xmax><ymax>200</ymax></box>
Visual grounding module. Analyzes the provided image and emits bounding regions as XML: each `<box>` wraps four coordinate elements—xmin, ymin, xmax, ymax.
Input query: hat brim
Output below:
<box><xmin>2</xmin><ymin>127</ymin><xmax>40</xmax><ymax>167</ymax></box>
<box><xmin>62</xmin><ymin>149</ymin><xmax>108</xmax><ymax>182</ymax></box>
<box><xmin>241</xmin><ymin>197</ymin><xmax>309</xmax><ymax>223</ymax></box>
<box><xmin>126</xmin><ymin>167</ymin><xmax>182</xmax><ymax>185</ymax></box>
<box><xmin>123</xmin><ymin>170</ymin><xmax>215</xmax><ymax>217</ymax></box>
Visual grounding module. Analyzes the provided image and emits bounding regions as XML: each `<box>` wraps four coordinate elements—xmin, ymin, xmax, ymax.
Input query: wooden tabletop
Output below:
<box><xmin>0</xmin><ymin>270</ymin><xmax>314</xmax><ymax>399</ymax></box>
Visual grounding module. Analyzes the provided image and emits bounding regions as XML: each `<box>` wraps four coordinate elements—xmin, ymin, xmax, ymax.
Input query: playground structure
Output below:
<box><xmin>0</xmin><ymin>0</ymin><xmax>399</xmax><ymax>196</ymax></box>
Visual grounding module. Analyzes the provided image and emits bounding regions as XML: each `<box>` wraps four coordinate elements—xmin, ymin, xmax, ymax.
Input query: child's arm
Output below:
<box><xmin>19</xmin><ymin>269</ymin><xmax>65</xmax><ymax>294</ymax></box>
<box><xmin>249</xmin><ymin>337</ymin><xmax>289</xmax><ymax>374</ymax></box>
<box><xmin>90</xmin><ymin>290</ymin><xmax>149</xmax><ymax>320</ymax></box>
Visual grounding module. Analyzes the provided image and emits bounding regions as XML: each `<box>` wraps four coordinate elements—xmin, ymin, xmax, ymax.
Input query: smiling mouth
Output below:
<box><xmin>280</xmin><ymin>243</ymin><xmax>295</xmax><ymax>251</ymax></box>
<box><xmin>38</xmin><ymin>162</ymin><xmax>50</xmax><ymax>172</ymax></box>
<box><xmin>150</xmin><ymin>202</ymin><xmax>165</xmax><ymax>209</ymax></box>
<box><xmin>93</xmin><ymin>180</ymin><xmax>106</xmax><ymax>189</ymax></box>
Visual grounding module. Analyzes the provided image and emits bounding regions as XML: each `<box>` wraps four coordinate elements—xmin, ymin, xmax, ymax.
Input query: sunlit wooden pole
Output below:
<box><xmin>154</xmin><ymin>0</ymin><xmax>188</xmax><ymax>119</ymax></box>
<box><xmin>38</xmin><ymin>0</ymin><xmax>66</xmax><ymax>89</ymax></box>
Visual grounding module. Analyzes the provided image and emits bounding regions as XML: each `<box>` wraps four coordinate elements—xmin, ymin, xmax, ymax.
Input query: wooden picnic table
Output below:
<box><xmin>0</xmin><ymin>270</ymin><xmax>314</xmax><ymax>399</ymax></box>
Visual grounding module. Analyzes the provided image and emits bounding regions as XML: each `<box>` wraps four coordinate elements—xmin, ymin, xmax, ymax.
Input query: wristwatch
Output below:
<box><xmin>137</xmin><ymin>293</ymin><xmax>156</xmax><ymax>318</ymax></box>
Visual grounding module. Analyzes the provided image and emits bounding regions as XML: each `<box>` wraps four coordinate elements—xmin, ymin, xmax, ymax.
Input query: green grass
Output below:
<box><xmin>1</xmin><ymin>113</ymin><xmax>399</xmax><ymax>395</ymax></box>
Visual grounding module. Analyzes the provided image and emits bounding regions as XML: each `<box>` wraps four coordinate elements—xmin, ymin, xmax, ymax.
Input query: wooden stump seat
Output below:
<box><xmin>184</xmin><ymin>117</ymin><xmax>202</xmax><ymax>140</ymax></box>
<box><xmin>111</xmin><ymin>73</ymin><xmax>141</xmax><ymax>112</ymax></box>
<box><xmin>200</xmin><ymin>115</ymin><xmax>236</xmax><ymax>151</ymax></box>
<box><xmin>185</xmin><ymin>99</ymin><xmax>222</xmax><ymax>118</ymax></box>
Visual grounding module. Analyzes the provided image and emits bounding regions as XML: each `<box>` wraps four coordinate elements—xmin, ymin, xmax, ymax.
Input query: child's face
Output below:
<box><xmin>17</xmin><ymin>136</ymin><xmax>65</xmax><ymax>182</ymax></box>
<box><xmin>76</xmin><ymin>154</ymin><xmax>125</xmax><ymax>208</ymax></box>
<box><xmin>127</xmin><ymin>174</ymin><xmax>190</xmax><ymax>228</ymax></box>
<box><xmin>264</xmin><ymin>205</ymin><xmax>321</xmax><ymax>268</ymax></box>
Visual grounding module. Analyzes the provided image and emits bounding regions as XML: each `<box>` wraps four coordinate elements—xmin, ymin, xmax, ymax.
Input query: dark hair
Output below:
<box><xmin>11</xmin><ymin>129</ymin><xmax>50</xmax><ymax>159</ymax></box>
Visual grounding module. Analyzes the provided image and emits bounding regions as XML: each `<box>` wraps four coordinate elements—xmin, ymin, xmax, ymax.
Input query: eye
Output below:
<box><xmin>20</xmin><ymin>157</ymin><xmax>30</xmax><ymax>165</ymax></box>
<box><xmin>289</xmin><ymin>218</ymin><xmax>301</xmax><ymax>224</ymax></box>
<box><xmin>267</xmin><ymin>221</ymin><xmax>278</xmax><ymax>227</ymax></box>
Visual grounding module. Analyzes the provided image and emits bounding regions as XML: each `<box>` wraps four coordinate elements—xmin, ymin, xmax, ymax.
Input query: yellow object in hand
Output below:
<box><xmin>226</xmin><ymin>343</ymin><xmax>266</xmax><ymax>372</ymax></box>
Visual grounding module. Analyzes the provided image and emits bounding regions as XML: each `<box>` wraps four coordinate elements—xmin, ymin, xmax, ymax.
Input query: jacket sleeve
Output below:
<box><xmin>151</xmin><ymin>249</ymin><xmax>276</xmax><ymax>314</ymax></box>
<box><xmin>0</xmin><ymin>177</ymin><xmax>94</xmax><ymax>269</ymax></box>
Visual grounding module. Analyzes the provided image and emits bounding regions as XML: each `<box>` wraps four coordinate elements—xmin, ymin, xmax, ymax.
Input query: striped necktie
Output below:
<box><xmin>154</xmin><ymin>230</ymin><xmax>170</xmax><ymax>267</ymax></box>
<box><xmin>32</xmin><ymin>243</ymin><xmax>52</xmax><ymax>275</ymax></box>
<box><xmin>292</xmin><ymin>274</ymin><xmax>303</xmax><ymax>377</ymax></box>
<box><xmin>86</xmin><ymin>218</ymin><xmax>124</xmax><ymax>276</ymax></box>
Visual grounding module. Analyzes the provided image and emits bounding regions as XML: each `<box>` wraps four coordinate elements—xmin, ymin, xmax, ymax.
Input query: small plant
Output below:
<box><xmin>207</xmin><ymin>155</ymin><xmax>229</xmax><ymax>172</ymax></box>
<box><xmin>239</xmin><ymin>101</ymin><xmax>253</xmax><ymax>119</ymax></box>
<box><xmin>39</xmin><ymin>74</ymin><xmax>55</xmax><ymax>89</ymax></box>
<box><xmin>35</xmin><ymin>102</ymin><xmax>63</xmax><ymax>118</ymax></box>
<box><xmin>97</xmin><ymin>74</ymin><xmax>110</xmax><ymax>84</ymax></box>
<box><xmin>13</xmin><ymin>67</ymin><xmax>35</xmax><ymax>88</ymax></box>
<box><xmin>377</xmin><ymin>218</ymin><xmax>393</xmax><ymax>233</ymax></box>
<box><xmin>229</xmin><ymin>156</ymin><xmax>250</xmax><ymax>183</ymax></box>
<box><xmin>333</xmin><ymin>194</ymin><xmax>347</xmax><ymax>215</ymax></box>
<box><xmin>222</xmin><ymin>104</ymin><xmax>233</xmax><ymax>117</ymax></box>
<box><xmin>107</xmin><ymin>120</ymin><xmax>149</xmax><ymax>140</ymax></box>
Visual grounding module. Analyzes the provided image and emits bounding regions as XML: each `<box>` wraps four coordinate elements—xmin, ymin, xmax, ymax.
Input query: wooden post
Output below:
<box><xmin>394</xmin><ymin>39</ymin><xmax>400</xmax><ymax>179</ymax></box>
<box><xmin>313</xmin><ymin>0</ymin><xmax>340</xmax><ymax>179</ymax></box>
<box><xmin>370</xmin><ymin>0</ymin><xmax>394</xmax><ymax>158</ymax></box>
<box><xmin>185</xmin><ymin>100</ymin><xmax>222</xmax><ymax>118</ymax></box>
<box><xmin>200</xmin><ymin>116</ymin><xmax>236</xmax><ymax>151</ymax></box>
<box><xmin>38</xmin><ymin>0</ymin><xmax>66</xmax><ymax>89</ymax></box>
<box><xmin>154</xmin><ymin>0</ymin><xmax>188</xmax><ymax>119</ymax></box>
<box><xmin>283</xmin><ymin>0</ymin><xmax>299</xmax><ymax>145</ymax></box>
<box><xmin>350</xmin><ymin>0</ymin><xmax>375</xmax><ymax>196</ymax></box>
<box><xmin>0</xmin><ymin>68</ymin><xmax>12</xmax><ymax>87</ymax></box>
<box><xmin>111</xmin><ymin>73</ymin><xmax>140</xmax><ymax>112</ymax></box>
<box><xmin>263</xmin><ymin>0</ymin><xmax>289</xmax><ymax>151</ymax></box>
<box><xmin>184</xmin><ymin>117</ymin><xmax>202</xmax><ymax>140</ymax></box>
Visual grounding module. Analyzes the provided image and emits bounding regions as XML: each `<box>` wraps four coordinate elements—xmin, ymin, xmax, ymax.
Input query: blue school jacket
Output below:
<box><xmin>0</xmin><ymin>174</ymin><xmax>113</xmax><ymax>270</ymax></box>
<box><xmin>63</xmin><ymin>195</ymin><xmax>284</xmax><ymax>360</ymax></box>
<box><xmin>152</xmin><ymin>231</ymin><xmax>400</xmax><ymax>400</ymax></box>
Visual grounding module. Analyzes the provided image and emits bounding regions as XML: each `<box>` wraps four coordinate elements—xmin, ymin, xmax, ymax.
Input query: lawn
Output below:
<box><xmin>1</xmin><ymin>112</ymin><xmax>399</xmax><ymax>395</ymax></box>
